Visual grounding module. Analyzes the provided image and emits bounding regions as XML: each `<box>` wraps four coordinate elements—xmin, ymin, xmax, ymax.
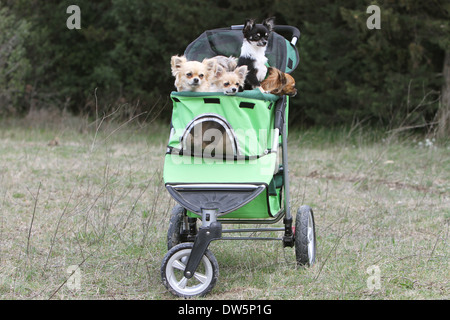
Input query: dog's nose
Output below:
<box><xmin>232</xmin><ymin>88</ymin><xmax>237</xmax><ymax>92</ymax></box>
<box><xmin>193</xmin><ymin>78</ymin><xmax>199</xmax><ymax>84</ymax></box>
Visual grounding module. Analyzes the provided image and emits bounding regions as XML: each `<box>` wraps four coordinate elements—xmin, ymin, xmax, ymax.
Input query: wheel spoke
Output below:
<box><xmin>193</xmin><ymin>271</ymin><xmax>207</xmax><ymax>284</ymax></box>
<box><xmin>172</xmin><ymin>259</ymin><xmax>186</xmax><ymax>271</ymax></box>
<box><xmin>177</xmin><ymin>277</ymin><xmax>188</xmax><ymax>289</ymax></box>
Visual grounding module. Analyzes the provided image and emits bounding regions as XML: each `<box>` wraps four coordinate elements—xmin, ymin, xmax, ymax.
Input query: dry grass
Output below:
<box><xmin>0</xmin><ymin>111</ymin><xmax>448</xmax><ymax>300</ymax></box>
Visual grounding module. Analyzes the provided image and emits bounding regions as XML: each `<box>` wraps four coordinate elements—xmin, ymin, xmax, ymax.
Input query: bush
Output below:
<box><xmin>2</xmin><ymin>0</ymin><xmax>449</xmax><ymax>132</ymax></box>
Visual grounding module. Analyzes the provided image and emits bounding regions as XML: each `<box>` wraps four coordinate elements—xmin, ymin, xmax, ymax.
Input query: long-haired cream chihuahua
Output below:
<box><xmin>171</xmin><ymin>55</ymin><xmax>215</xmax><ymax>92</ymax></box>
<box><xmin>210</xmin><ymin>64</ymin><xmax>248</xmax><ymax>95</ymax></box>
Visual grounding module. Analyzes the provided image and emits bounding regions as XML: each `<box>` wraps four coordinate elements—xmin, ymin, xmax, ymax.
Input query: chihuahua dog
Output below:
<box><xmin>237</xmin><ymin>17</ymin><xmax>275</xmax><ymax>90</ymax></box>
<box><xmin>171</xmin><ymin>55</ymin><xmax>215</xmax><ymax>92</ymax></box>
<box><xmin>261</xmin><ymin>67</ymin><xmax>297</xmax><ymax>97</ymax></box>
<box><xmin>210</xmin><ymin>64</ymin><xmax>248</xmax><ymax>95</ymax></box>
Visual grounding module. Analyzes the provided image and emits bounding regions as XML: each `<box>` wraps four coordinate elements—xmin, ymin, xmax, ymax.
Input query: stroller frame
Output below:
<box><xmin>180</xmin><ymin>96</ymin><xmax>293</xmax><ymax>278</ymax></box>
<box><xmin>161</xmin><ymin>24</ymin><xmax>316</xmax><ymax>298</ymax></box>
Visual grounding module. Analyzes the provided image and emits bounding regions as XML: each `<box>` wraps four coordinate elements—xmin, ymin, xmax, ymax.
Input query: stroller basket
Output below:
<box><xmin>166</xmin><ymin>183</ymin><xmax>266</xmax><ymax>215</ymax></box>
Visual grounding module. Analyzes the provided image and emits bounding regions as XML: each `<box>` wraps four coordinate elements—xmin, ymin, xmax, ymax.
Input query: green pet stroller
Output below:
<box><xmin>161</xmin><ymin>23</ymin><xmax>317</xmax><ymax>298</ymax></box>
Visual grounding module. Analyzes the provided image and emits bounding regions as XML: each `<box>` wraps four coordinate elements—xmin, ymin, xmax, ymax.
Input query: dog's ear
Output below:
<box><xmin>202</xmin><ymin>58</ymin><xmax>216</xmax><ymax>75</ymax></box>
<box><xmin>268</xmin><ymin>67</ymin><xmax>286</xmax><ymax>86</ymax></box>
<box><xmin>225</xmin><ymin>56</ymin><xmax>237</xmax><ymax>71</ymax></box>
<box><xmin>262</xmin><ymin>17</ymin><xmax>275</xmax><ymax>32</ymax></box>
<box><xmin>171</xmin><ymin>55</ymin><xmax>186</xmax><ymax>75</ymax></box>
<box><xmin>276</xmin><ymin>68</ymin><xmax>287</xmax><ymax>86</ymax></box>
<box><xmin>235</xmin><ymin>65</ymin><xmax>248</xmax><ymax>80</ymax></box>
<box><xmin>214</xmin><ymin>64</ymin><xmax>225</xmax><ymax>79</ymax></box>
<box><xmin>285</xmin><ymin>74</ymin><xmax>295</xmax><ymax>86</ymax></box>
<box><xmin>243</xmin><ymin>18</ymin><xmax>255</xmax><ymax>35</ymax></box>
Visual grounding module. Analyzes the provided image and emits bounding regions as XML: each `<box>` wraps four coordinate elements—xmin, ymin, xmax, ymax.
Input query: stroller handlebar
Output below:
<box><xmin>230</xmin><ymin>24</ymin><xmax>301</xmax><ymax>45</ymax></box>
<box><xmin>274</xmin><ymin>25</ymin><xmax>301</xmax><ymax>45</ymax></box>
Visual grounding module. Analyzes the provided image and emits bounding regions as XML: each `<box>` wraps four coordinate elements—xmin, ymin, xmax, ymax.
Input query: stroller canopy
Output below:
<box><xmin>184</xmin><ymin>26</ymin><xmax>300</xmax><ymax>74</ymax></box>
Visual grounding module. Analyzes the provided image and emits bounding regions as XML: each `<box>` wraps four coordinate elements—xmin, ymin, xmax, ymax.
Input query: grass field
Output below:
<box><xmin>0</xmin><ymin>111</ymin><xmax>448</xmax><ymax>300</ymax></box>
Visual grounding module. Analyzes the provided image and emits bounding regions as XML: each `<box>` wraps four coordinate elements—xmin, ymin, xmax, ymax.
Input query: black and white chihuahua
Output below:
<box><xmin>237</xmin><ymin>17</ymin><xmax>275</xmax><ymax>90</ymax></box>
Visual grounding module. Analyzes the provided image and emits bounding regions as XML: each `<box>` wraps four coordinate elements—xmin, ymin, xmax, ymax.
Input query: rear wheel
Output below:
<box><xmin>167</xmin><ymin>205</ymin><xmax>197</xmax><ymax>250</ymax></box>
<box><xmin>294</xmin><ymin>205</ymin><xmax>316</xmax><ymax>267</ymax></box>
<box><xmin>161</xmin><ymin>242</ymin><xmax>219</xmax><ymax>298</ymax></box>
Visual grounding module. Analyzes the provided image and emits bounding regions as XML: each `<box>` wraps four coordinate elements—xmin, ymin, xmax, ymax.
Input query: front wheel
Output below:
<box><xmin>161</xmin><ymin>242</ymin><xmax>219</xmax><ymax>298</ymax></box>
<box><xmin>294</xmin><ymin>205</ymin><xmax>317</xmax><ymax>267</ymax></box>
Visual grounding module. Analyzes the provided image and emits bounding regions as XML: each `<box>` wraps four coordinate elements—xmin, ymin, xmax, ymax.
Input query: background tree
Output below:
<box><xmin>0</xmin><ymin>0</ymin><xmax>448</xmax><ymax>134</ymax></box>
<box><xmin>0</xmin><ymin>7</ymin><xmax>30</xmax><ymax>114</ymax></box>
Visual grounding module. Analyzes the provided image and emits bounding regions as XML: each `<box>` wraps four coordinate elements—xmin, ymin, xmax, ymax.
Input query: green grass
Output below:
<box><xmin>0</xmin><ymin>112</ymin><xmax>448</xmax><ymax>300</ymax></box>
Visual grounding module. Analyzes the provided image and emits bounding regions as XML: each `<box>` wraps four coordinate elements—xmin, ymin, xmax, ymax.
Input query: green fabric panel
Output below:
<box><xmin>268</xmin><ymin>188</ymin><xmax>282</xmax><ymax>215</ymax></box>
<box><xmin>163</xmin><ymin>153</ymin><xmax>278</xmax><ymax>185</ymax></box>
<box><xmin>164</xmin><ymin>153</ymin><xmax>279</xmax><ymax>217</ymax></box>
<box><xmin>165</xmin><ymin>90</ymin><xmax>285</xmax><ymax>219</ymax></box>
<box><xmin>186</xmin><ymin>189</ymin><xmax>281</xmax><ymax>219</ymax></box>
<box><xmin>171</xmin><ymin>89</ymin><xmax>279</xmax><ymax>101</ymax></box>
<box><xmin>168</xmin><ymin>90</ymin><xmax>279</xmax><ymax>157</ymax></box>
<box><xmin>285</xmin><ymin>40</ymin><xmax>299</xmax><ymax>73</ymax></box>
<box><xmin>268</xmin><ymin>178</ymin><xmax>277</xmax><ymax>196</ymax></box>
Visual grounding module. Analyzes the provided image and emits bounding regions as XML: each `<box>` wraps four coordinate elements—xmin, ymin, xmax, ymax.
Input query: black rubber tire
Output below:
<box><xmin>295</xmin><ymin>205</ymin><xmax>317</xmax><ymax>267</ymax></box>
<box><xmin>161</xmin><ymin>242</ymin><xmax>219</xmax><ymax>298</ymax></box>
<box><xmin>167</xmin><ymin>205</ymin><xmax>185</xmax><ymax>250</ymax></box>
<box><xmin>167</xmin><ymin>205</ymin><xmax>197</xmax><ymax>250</ymax></box>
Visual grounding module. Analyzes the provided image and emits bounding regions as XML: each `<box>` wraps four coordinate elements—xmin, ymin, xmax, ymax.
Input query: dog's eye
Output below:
<box><xmin>224</xmin><ymin>82</ymin><xmax>230</xmax><ymax>87</ymax></box>
<box><xmin>186</xmin><ymin>72</ymin><xmax>192</xmax><ymax>78</ymax></box>
<box><xmin>199</xmin><ymin>74</ymin><xmax>204</xmax><ymax>79</ymax></box>
<box><xmin>235</xmin><ymin>83</ymin><xmax>240</xmax><ymax>86</ymax></box>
